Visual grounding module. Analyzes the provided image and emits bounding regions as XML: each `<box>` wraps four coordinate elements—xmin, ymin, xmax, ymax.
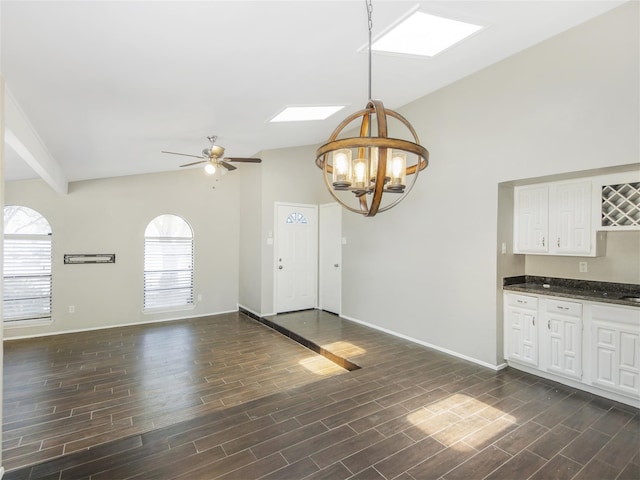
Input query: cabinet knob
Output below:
<box><xmin>278</xmin><ymin>266</ymin><xmax>283</xmax><ymax>270</ymax></box>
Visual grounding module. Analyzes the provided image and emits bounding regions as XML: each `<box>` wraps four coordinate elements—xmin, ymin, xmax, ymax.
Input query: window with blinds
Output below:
<box><xmin>144</xmin><ymin>215</ymin><xmax>194</xmax><ymax>310</ymax></box>
<box><xmin>3</xmin><ymin>206</ymin><xmax>53</xmax><ymax>323</ymax></box>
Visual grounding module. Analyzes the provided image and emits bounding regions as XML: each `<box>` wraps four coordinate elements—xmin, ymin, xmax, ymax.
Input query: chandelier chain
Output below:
<box><xmin>366</xmin><ymin>0</ymin><xmax>373</xmax><ymax>101</ymax></box>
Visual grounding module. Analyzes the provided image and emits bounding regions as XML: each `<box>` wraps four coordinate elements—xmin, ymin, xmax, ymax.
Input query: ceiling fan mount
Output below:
<box><xmin>162</xmin><ymin>135</ymin><xmax>261</xmax><ymax>173</ymax></box>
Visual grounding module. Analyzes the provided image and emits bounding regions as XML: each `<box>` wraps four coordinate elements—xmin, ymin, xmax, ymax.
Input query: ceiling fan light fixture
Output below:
<box><xmin>315</xmin><ymin>0</ymin><xmax>429</xmax><ymax>217</ymax></box>
<box><xmin>204</xmin><ymin>162</ymin><xmax>217</xmax><ymax>175</ymax></box>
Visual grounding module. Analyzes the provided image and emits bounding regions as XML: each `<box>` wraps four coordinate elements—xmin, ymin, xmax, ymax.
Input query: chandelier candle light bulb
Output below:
<box><xmin>333</xmin><ymin>149</ymin><xmax>352</xmax><ymax>188</ymax></box>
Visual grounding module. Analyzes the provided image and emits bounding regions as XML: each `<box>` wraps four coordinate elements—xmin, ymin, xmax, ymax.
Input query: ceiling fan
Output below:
<box><xmin>162</xmin><ymin>135</ymin><xmax>262</xmax><ymax>174</ymax></box>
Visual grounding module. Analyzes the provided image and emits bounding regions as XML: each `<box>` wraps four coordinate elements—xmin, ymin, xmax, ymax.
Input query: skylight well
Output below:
<box><xmin>372</xmin><ymin>11</ymin><xmax>483</xmax><ymax>57</ymax></box>
<box><xmin>271</xmin><ymin>105</ymin><xmax>345</xmax><ymax>123</ymax></box>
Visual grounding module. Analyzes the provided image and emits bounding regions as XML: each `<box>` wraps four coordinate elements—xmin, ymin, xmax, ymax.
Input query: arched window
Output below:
<box><xmin>144</xmin><ymin>214</ymin><xmax>194</xmax><ymax>310</ymax></box>
<box><xmin>3</xmin><ymin>206</ymin><xmax>52</xmax><ymax>322</ymax></box>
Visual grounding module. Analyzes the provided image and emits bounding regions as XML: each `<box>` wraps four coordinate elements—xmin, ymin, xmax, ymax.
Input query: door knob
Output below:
<box><xmin>334</xmin><ymin>264</ymin><xmax>339</xmax><ymax>267</ymax></box>
<box><xmin>278</xmin><ymin>266</ymin><xmax>283</xmax><ymax>270</ymax></box>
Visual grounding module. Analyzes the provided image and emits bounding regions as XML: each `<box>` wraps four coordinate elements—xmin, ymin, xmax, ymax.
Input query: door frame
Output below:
<box><xmin>273</xmin><ymin>201</ymin><xmax>318</xmax><ymax>314</ymax></box>
<box><xmin>319</xmin><ymin>202</ymin><xmax>342</xmax><ymax>315</ymax></box>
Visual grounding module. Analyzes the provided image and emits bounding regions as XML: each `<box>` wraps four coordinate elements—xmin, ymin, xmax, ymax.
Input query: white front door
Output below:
<box><xmin>319</xmin><ymin>203</ymin><xmax>341</xmax><ymax>315</ymax></box>
<box><xmin>275</xmin><ymin>203</ymin><xmax>318</xmax><ymax>313</ymax></box>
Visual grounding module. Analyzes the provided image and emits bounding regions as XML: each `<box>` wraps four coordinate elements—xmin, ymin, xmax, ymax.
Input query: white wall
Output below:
<box><xmin>257</xmin><ymin>145</ymin><xmax>332</xmax><ymax>315</ymax></box>
<box><xmin>4</xmin><ymin>167</ymin><xmax>240</xmax><ymax>339</ymax></box>
<box><xmin>341</xmin><ymin>2</ymin><xmax>639</xmax><ymax>367</ymax></box>
<box><xmin>238</xmin><ymin>161</ymin><xmax>263</xmax><ymax>315</ymax></box>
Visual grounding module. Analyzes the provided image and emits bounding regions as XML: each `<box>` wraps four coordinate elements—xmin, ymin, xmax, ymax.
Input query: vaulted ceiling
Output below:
<box><xmin>1</xmin><ymin>1</ymin><xmax>626</xmax><ymax>191</ymax></box>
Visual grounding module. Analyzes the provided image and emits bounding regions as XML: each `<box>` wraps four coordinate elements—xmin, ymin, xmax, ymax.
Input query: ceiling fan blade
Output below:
<box><xmin>179</xmin><ymin>160</ymin><xmax>207</xmax><ymax>167</ymax></box>
<box><xmin>161</xmin><ymin>150</ymin><xmax>204</xmax><ymax>160</ymax></box>
<box><xmin>225</xmin><ymin>157</ymin><xmax>262</xmax><ymax>163</ymax></box>
<box><xmin>219</xmin><ymin>161</ymin><xmax>238</xmax><ymax>171</ymax></box>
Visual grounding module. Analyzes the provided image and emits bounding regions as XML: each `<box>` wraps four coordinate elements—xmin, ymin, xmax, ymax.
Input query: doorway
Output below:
<box><xmin>274</xmin><ymin>203</ymin><xmax>318</xmax><ymax>313</ymax></box>
<box><xmin>319</xmin><ymin>203</ymin><xmax>342</xmax><ymax>315</ymax></box>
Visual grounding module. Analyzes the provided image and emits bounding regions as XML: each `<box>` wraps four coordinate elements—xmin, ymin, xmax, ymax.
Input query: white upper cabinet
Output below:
<box><xmin>514</xmin><ymin>180</ymin><xmax>605</xmax><ymax>256</ymax></box>
<box><xmin>514</xmin><ymin>185</ymin><xmax>549</xmax><ymax>253</ymax></box>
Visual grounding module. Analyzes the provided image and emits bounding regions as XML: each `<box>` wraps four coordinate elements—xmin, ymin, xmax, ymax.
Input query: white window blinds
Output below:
<box><xmin>3</xmin><ymin>236</ymin><xmax>52</xmax><ymax>321</ymax></box>
<box><xmin>143</xmin><ymin>215</ymin><xmax>193</xmax><ymax>310</ymax></box>
<box><xmin>3</xmin><ymin>206</ymin><xmax>52</xmax><ymax>323</ymax></box>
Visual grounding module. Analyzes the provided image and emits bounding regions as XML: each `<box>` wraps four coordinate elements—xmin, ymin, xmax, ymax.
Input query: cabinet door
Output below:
<box><xmin>553</xmin><ymin>181</ymin><xmax>591</xmax><ymax>255</ymax></box>
<box><xmin>514</xmin><ymin>185</ymin><xmax>549</xmax><ymax>254</ymax></box>
<box><xmin>546</xmin><ymin>307</ymin><xmax>583</xmax><ymax>380</ymax></box>
<box><xmin>590</xmin><ymin>305</ymin><xmax>640</xmax><ymax>398</ymax></box>
<box><xmin>506</xmin><ymin>306</ymin><xmax>538</xmax><ymax>366</ymax></box>
<box><xmin>591</xmin><ymin>320</ymin><xmax>640</xmax><ymax>397</ymax></box>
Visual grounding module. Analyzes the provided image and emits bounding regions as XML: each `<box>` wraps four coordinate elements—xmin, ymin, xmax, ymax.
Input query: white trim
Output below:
<box><xmin>0</xmin><ymin>466</ymin><xmax>5</xmax><ymax>479</ymax></box>
<box><xmin>3</xmin><ymin>317</ymin><xmax>53</xmax><ymax>329</ymax></box>
<box><xmin>341</xmin><ymin>314</ymin><xmax>507</xmax><ymax>371</ymax></box>
<box><xmin>3</xmin><ymin>309</ymin><xmax>238</xmax><ymax>341</ymax></box>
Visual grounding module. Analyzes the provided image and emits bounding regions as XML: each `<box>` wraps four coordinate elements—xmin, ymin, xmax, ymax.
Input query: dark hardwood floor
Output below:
<box><xmin>3</xmin><ymin>310</ymin><xmax>639</xmax><ymax>479</ymax></box>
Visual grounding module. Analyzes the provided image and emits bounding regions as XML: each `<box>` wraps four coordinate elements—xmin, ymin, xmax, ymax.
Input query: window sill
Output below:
<box><xmin>143</xmin><ymin>304</ymin><xmax>196</xmax><ymax>315</ymax></box>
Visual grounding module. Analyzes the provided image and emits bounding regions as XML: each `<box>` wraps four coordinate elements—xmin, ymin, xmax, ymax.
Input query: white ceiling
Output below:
<box><xmin>1</xmin><ymin>0</ymin><xmax>626</xmax><ymax>184</ymax></box>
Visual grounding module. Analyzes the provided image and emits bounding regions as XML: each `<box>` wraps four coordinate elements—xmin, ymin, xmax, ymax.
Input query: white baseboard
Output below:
<box><xmin>341</xmin><ymin>314</ymin><xmax>507</xmax><ymax>372</ymax></box>
<box><xmin>2</xmin><ymin>309</ymin><xmax>239</xmax><ymax>341</ymax></box>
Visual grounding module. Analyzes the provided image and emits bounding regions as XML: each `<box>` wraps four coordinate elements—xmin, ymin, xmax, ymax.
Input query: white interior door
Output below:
<box><xmin>319</xmin><ymin>203</ymin><xmax>341</xmax><ymax>315</ymax></box>
<box><xmin>275</xmin><ymin>203</ymin><xmax>318</xmax><ymax>313</ymax></box>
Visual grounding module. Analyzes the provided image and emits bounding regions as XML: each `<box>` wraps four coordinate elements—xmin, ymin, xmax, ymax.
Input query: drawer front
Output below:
<box><xmin>507</xmin><ymin>294</ymin><xmax>538</xmax><ymax>309</ymax></box>
<box><xmin>547</xmin><ymin>299</ymin><xmax>582</xmax><ymax>317</ymax></box>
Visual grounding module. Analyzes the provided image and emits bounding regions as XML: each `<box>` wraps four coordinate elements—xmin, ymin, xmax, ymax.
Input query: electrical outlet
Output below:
<box><xmin>69</xmin><ymin>305</ymin><xmax>75</xmax><ymax>314</ymax></box>
<box><xmin>501</xmin><ymin>242</ymin><xmax>507</xmax><ymax>254</ymax></box>
<box><xmin>579</xmin><ymin>261</ymin><xmax>588</xmax><ymax>273</ymax></box>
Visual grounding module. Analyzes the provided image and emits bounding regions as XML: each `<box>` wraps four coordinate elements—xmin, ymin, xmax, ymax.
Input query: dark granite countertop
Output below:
<box><xmin>503</xmin><ymin>276</ymin><xmax>640</xmax><ymax>308</ymax></box>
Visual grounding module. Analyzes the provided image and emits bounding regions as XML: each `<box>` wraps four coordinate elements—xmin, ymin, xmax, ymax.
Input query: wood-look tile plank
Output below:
<box><xmin>559</xmin><ymin>427</ymin><xmax>611</xmax><ymax>465</ymax></box>
<box><xmin>406</xmin><ymin>441</ymin><xmax>478</xmax><ymax>479</ymax></box>
<box><xmin>374</xmin><ymin>436</ymin><xmax>445</xmax><ymax>479</ymax></box>
<box><xmin>443</xmin><ymin>444</ymin><xmax>512</xmax><ymax>480</ymax></box>
<box><xmin>341</xmin><ymin>432</ymin><xmax>415</xmax><ymax>475</ymax></box>
<box><xmin>493</xmin><ymin>420</ymin><xmax>549</xmax><ymax>456</ymax></box>
<box><xmin>527</xmin><ymin>424</ymin><xmax>581</xmax><ymax>460</ymax></box>
<box><xmin>310</xmin><ymin>428</ymin><xmax>385</xmax><ymax>469</ymax></box>
<box><xmin>529</xmin><ymin>454</ymin><xmax>583</xmax><ymax>480</ymax></box>
<box><xmin>260</xmin><ymin>457</ymin><xmax>320</xmax><ymax>480</ymax></box>
<box><xmin>484</xmin><ymin>449</ymin><xmax>547</xmax><ymax>480</ymax></box>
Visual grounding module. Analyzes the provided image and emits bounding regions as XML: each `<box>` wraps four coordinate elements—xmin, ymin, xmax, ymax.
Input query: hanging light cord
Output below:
<box><xmin>366</xmin><ymin>0</ymin><xmax>373</xmax><ymax>101</ymax></box>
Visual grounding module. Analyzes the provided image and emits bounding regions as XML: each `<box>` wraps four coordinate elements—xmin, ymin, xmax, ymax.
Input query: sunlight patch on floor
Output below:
<box><xmin>298</xmin><ymin>355</ymin><xmax>348</xmax><ymax>376</ymax></box>
<box><xmin>320</xmin><ymin>341</ymin><xmax>366</xmax><ymax>358</ymax></box>
<box><xmin>407</xmin><ymin>393</ymin><xmax>516</xmax><ymax>448</ymax></box>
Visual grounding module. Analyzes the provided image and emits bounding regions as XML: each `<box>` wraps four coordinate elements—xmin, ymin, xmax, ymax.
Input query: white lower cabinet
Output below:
<box><xmin>590</xmin><ymin>304</ymin><xmax>640</xmax><ymax>398</ymax></box>
<box><xmin>543</xmin><ymin>299</ymin><xmax>583</xmax><ymax>380</ymax></box>
<box><xmin>505</xmin><ymin>294</ymin><xmax>538</xmax><ymax>367</ymax></box>
<box><xmin>504</xmin><ymin>292</ymin><xmax>640</xmax><ymax>406</ymax></box>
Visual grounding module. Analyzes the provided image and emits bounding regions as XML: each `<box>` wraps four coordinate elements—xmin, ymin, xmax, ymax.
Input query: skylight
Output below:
<box><xmin>270</xmin><ymin>105</ymin><xmax>345</xmax><ymax>122</ymax></box>
<box><xmin>372</xmin><ymin>11</ymin><xmax>483</xmax><ymax>57</ymax></box>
